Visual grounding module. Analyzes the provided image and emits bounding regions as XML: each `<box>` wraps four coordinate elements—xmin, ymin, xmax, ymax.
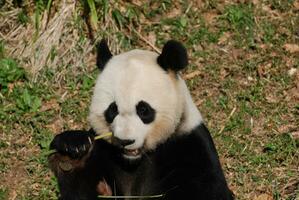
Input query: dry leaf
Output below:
<box><xmin>265</xmin><ymin>94</ymin><xmax>278</xmax><ymax>103</ymax></box>
<box><xmin>294</xmin><ymin>0</ymin><xmax>299</xmax><ymax>10</ymax></box>
<box><xmin>278</xmin><ymin>125</ymin><xmax>297</xmax><ymax>133</ymax></box>
<box><xmin>288</xmin><ymin>68</ymin><xmax>297</xmax><ymax>76</ymax></box>
<box><xmin>254</xmin><ymin>193</ymin><xmax>273</xmax><ymax>200</ymax></box>
<box><xmin>289</xmin><ymin>87</ymin><xmax>299</xmax><ymax>100</ymax></box>
<box><xmin>166</xmin><ymin>7</ymin><xmax>181</xmax><ymax>18</ymax></box>
<box><xmin>220</xmin><ymin>68</ymin><xmax>229</xmax><ymax>80</ymax></box>
<box><xmin>291</xmin><ymin>131</ymin><xmax>299</xmax><ymax>139</ymax></box>
<box><xmin>46</xmin><ymin>119</ymin><xmax>63</xmax><ymax>133</ymax></box>
<box><xmin>203</xmin><ymin>11</ymin><xmax>218</xmax><ymax>24</ymax></box>
<box><xmin>184</xmin><ymin>71</ymin><xmax>201</xmax><ymax>80</ymax></box>
<box><xmin>218</xmin><ymin>32</ymin><xmax>231</xmax><ymax>45</ymax></box>
<box><xmin>284</xmin><ymin>44</ymin><xmax>299</xmax><ymax>53</ymax></box>
<box><xmin>40</xmin><ymin>99</ymin><xmax>60</xmax><ymax>112</ymax></box>
<box><xmin>257</xmin><ymin>63</ymin><xmax>271</xmax><ymax>77</ymax></box>
<box><xmin>259</xmin><ymin>44</ymin><xmax>268</xmax><ymax>50</ymax></box>
<box><xmin>8</xmin><ymin>83</ymin><xmax>15</xmax><ymax>93</ymax></box>
<box><xmin>195</xmin><ymin>99</ymin><xmax>204</xmax><ymax>106</ymax></box>
<box><xmin>129</xmin><ymin>0</ymin><xmax>143</xmax><ymax>6</ymax></box>
<box><xmin>252</xmin><ymin>0</ymin><xmax>259</xmax><ymax>5</ymax></box>
<box><xmin>68</xmin><ymin>119</ymin><xmax>84</xmax><ymax>130</ymax></box>
<box><xmin>285</xmin><ymin>57</ymin><xmax>295</xmax><ymax>67</ymax></box>
<box><xmin>262</xmin><ymin>5</ymin><xmax>272</xmax><ymax>12</ymax></box>
<box><xmin>231</xmin><ymin>49</ymin><xmax>243</xmax><ymax>59</ymax></box>
<box><xmin>194</xmin><ymin>0</ymin><xmax>205</xmax><ymax>9</ymax></box>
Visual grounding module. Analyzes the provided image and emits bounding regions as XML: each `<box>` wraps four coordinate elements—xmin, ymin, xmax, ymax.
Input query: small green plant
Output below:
<box><xmin>80</xmin><ymin>75</ymin><xmax>94</xmax><ymax>91</ymax></box>
<box><xmin>112</xmin><ymin>8</ymin><xmax>126</xmax><ymax>28</ymax></box>
<box><xmin>0</xmin><ymin>58</ymin><xmax>26</xmax><ymax>93</ymax></box>
<box><xmin>86</xmin><ymin>0</ymin><xmax>98</xmax><ymax>29</ymax></box>
<box><xmin>97</xmin><ymin>0</ymin><xmax>109</xmax><ymax>19</ymax></box>
<box><xmin>0</xmin><ymin>40</ymin><xmax>4</xmax><ymax>59</ymax></box>
<box><xmin>34</xmin><ymin>0</ymin><xmax>45</xmax><ymax>37</ymax></box>
<box><xmin>189</xmin><ymin>26</ymin><xmax>220</xmax><ymax>44</ymax></box>
<box><xmin>261</xmin><ymin>21</ymin><xmax>276</xmax><ymax>43</ymax></box>
<box><xmin>0</xmin><ymin>188</ymin><xmax>8</xmax><ymax>200</ymax></box>
<box><xmin>33</xmin><ymin>0</ymin><xmax>53</xmax><ymax>38</ymax></box>
<box><xmin>17</xmin><ymin>9</ymin><xmax>30</xmax><ymax>25</ymax></box>
<box><xmin>224</xmin><ymin>4</ymin><xmax>254</xmax><ymax>31</ymax></box>
<box><xmin>221</xmin><ymin>3</ymin><xmax>255</xmax><ymax>47</ymax></box>
<box><xmin>15</xmin><ymin>88</ymin><xmax>41</xmax><ymax>112</ymax></box>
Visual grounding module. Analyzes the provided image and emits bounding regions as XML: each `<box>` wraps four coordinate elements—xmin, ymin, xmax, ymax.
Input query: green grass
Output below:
<box><xmin>0</xmin><ymin>1</ymin><xmax>299</xmax><ymax>199</ymax></box>
<box><xmin>221</xmin><ymin>3</ymin><xmax>256</xmax><ymax>47</ymax></box>
<box><xmin>0</xmin><ymin>188</ymin><xmax>8</xmax><ymax>200</ymax></box>
<box><xmin>266</xmin><ymin>0</ymin><xmax>295</xmax><ymax>12</ymax></box>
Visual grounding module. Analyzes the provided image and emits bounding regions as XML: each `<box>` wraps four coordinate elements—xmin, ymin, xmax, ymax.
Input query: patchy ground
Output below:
<box><xmin>0</xmin><ymin>0</ymin><xmax>298</xmax><ymax>199</ymax></box>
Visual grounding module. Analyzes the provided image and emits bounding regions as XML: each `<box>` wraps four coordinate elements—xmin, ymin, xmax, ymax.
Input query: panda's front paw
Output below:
<box><xmin>50</xmin><ymin>130</ymin><xmax>95</xmax><ymax>159</ymax></box>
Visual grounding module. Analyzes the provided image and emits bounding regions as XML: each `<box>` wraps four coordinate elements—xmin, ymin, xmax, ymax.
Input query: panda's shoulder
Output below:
<box><xmin>156</xmin><ymin>123</ymin><xmax>219</xmax><ymax>164</ymax></box>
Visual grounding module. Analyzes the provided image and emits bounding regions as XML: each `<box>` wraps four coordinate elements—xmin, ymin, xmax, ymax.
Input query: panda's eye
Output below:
<box><xmin>104</xmin><ymin>102</ymin><xmax>118</xmax><ymax>123</ymax></box>
<box><xmin>136</xmin><ymin>101</ymin><xmax>155</xmax><ymax>124</ymax></box>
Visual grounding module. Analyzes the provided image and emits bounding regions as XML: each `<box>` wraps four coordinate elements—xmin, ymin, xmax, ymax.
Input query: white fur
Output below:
<box><xmin>89</xmin><ymin>49</ymin><xmax>203</xmax><ymax>153</ymax></box>
<box><xmin>176</xmin><ymin>77</ymin><xmax>203</xmax><ymax>134</ymax></box>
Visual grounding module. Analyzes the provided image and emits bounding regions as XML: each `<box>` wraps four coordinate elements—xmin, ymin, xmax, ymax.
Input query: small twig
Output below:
<box><xmin>94</xmin><ymin>132</ymin><xmax>112</xmax><ymax>140</ymax></box>
<box><xmin>130</xmin><ymin>27</ymin><xmax>161</xmax><ymax>54</ymax></box>
<box><xmin>218</xmin><ymin>107</ymin><xmax>237</xmax><ymax>135</ymax></box>
<box><xmin>98</xmin><ymin>194</ymin><xmax>164</xmax><ymax>199</ymax></box>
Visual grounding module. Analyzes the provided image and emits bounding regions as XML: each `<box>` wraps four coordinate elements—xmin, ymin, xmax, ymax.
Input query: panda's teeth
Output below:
<box><xmin>132</xmin><ymin>149</ymin><xmax>139</xmax><ymax>155</ymax></box>
<box><xmin>124</xmin><ymin>149</ymin><xmax>140</xmax><ymax>156</ymax></box>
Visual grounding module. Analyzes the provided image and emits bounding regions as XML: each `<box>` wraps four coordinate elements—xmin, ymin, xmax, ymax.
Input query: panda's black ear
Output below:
<box><xmin>157</xmin><ymin>40</ymin><xmax>188</xmax><ymax>72</ymax></box>
<box><xmin>96</xmin><ymin>39</ymin><xmax>113</xmax><ymax>70</ymax></box>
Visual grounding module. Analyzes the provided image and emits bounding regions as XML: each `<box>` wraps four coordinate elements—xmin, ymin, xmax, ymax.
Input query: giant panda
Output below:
<box><xmin>48</xmin><ymin>40</ymin><xmax>234</xmax><ymax>200</ymax></box>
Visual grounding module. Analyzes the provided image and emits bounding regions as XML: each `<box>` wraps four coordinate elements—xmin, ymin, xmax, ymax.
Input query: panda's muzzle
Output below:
<box><xmin>112</xmin><ymin>137</ymin><xmax>135</xmax><ymax>148</ymax></box>
<box><xmin>112</xmin><ymin>137</ymin><xmax>142</xmax><ymax>158</ymax></box>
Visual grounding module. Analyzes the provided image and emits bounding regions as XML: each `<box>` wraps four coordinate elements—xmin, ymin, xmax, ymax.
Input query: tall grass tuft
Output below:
<box><xmin>86</xmin><ymin>0</ymin><xmax>98</xmax><ymax>30</ymax></box>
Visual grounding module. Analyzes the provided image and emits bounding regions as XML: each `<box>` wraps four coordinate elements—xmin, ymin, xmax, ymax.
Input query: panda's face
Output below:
<box><xmin>89</xmin><ymin>50</ymin><xmax>183</xmax><ymax>159</ymax></box>
<box><xmin>89</xmin><ymin>40</ymin><xmax>203</xmax><ymax>160</ymax></box>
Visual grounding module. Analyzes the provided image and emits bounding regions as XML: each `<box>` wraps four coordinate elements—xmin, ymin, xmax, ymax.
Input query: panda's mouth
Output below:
<box><xmin>122</xmin><ymin>148</ymin><xmax>142</xmax><ymax>159</ymax></box>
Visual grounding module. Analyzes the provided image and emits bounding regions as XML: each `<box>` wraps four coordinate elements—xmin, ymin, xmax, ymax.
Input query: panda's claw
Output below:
<box><xmin>88</xmin><ymin>136</ymin><xmax>92</xmax><ymax>145</ymax></box>
<box><xmin>49</xmin><ymin>130</ymin><xmax>95</xmax><ymax>159</ymax></box>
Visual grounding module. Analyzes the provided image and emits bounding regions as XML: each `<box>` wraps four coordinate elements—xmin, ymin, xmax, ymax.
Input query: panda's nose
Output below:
<box><xmin>113</xmin><ymin>137</ymin><xmax>135</xmax><ymax>147</ymax></box>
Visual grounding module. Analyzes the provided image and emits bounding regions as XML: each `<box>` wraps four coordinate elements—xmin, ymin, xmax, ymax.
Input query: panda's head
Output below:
<box><xmin>89</xmin><ymin>40</ymin><xmax>202</xmax><ymax>160</ymax></box>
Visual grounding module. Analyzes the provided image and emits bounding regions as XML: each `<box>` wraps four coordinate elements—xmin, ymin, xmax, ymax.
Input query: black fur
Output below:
<box><xmin>104</xmin><ymin>102</ymin><xmax>119</xmax><ymax>123</ymax></box>
<box><xmin>157</xmin><ymin>40</ymin><xmax>188</xmax><ymax>72</ymax></box>
<box><xmin>50</xmin><ymin>130</ymin><xmax>95</xmax><ymax>159</ymax></box>
<box><xmin>49</xmin><ymin>124</ymin><xmax>234</xmax><ymax>200</ymax></box>
<box><xmin>96</xmin><ymin>39</ymin><xmax>113</xmax><ymax>70</ymax></box>
<box><xmin>136</xmin><ymin>101</ymin><xmax>156</xmax><ymax>124</ymax></box>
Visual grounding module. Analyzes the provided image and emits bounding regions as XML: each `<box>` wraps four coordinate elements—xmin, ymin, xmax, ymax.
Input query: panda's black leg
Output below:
<box><xmin>48</xmin><ymin>130</ymin><xmax>100</xmax><ymax>200</ymax></box>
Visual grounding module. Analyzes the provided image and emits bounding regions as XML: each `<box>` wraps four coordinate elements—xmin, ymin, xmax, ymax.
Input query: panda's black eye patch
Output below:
<box><xmin>104</xmin><ymin>102</ymin><xmax>118</xmax><ymax>123</ymax></box>
<box><xmin>136</xmin><ymin>101</ymin><xmax>155</xmax><ymax>124</ymax></box>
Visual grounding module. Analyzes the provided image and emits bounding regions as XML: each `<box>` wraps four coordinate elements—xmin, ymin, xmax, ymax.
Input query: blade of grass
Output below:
<box><xmin>86</xmin><ymin>0</ymin><xmax>98</xmax><ymax>30</ymax></box>
<box><xmin>46</xmin><ymin>0</ymin><xmax>53</xmax><ymax>12</ymax></box>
